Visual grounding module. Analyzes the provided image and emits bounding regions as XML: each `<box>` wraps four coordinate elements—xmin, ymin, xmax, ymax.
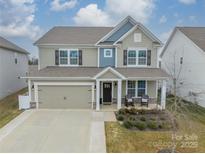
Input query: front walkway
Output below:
<box><xmin>0</xmin><ymin>109</ymin><xmax>115</xmax><ymax>153</ymax></box>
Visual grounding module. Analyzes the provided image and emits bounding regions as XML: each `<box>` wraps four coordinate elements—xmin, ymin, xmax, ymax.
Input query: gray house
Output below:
<box><xmin>0</xmin><ymin>36</ymin><xmax>29</xmax><ymax>99</ymax></box>
<box><xmin>23</xmin><ymin>16</ymin><xmax>169</xmax><ymax>110</ymax></box>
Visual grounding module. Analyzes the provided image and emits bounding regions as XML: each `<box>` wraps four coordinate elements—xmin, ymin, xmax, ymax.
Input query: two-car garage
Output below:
<box><xmin>35</xmin><ymin>82</ymin><xmax>94</xmax><ymax>109</ymax></box>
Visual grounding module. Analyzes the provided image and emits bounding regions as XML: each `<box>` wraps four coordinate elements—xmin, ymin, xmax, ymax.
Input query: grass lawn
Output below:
<box><xmin>105</xmin><ymin>97</ymin><xmax>205</xmax><ymax>152</ymax></box>
<box><xmin>0</xmin><ymin>88</ymin><xmax>27</xmax><ymax>128</ymax></box>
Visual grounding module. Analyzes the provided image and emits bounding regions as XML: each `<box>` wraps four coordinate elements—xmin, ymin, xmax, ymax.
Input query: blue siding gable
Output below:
<box><xmin>99</xmin><ymin>48</ymin><xmax>115</xmax><ymax>67</ymax></box>
<box><xmin>104</xmin><ymin>21</ymin><xmax>134</xmax><ymax>42</ymax></box>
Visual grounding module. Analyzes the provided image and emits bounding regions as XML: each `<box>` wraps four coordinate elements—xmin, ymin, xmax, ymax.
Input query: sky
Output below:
<box><xmin>0</xmin><ymin>0</ymin><xmax>205</xmax><ymax>58</ymax></box>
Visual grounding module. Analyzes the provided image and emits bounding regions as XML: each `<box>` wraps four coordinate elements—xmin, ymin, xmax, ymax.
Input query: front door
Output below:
<box><xmin>103</xmin><ymin>82</ymin><xmax>112</xmax><ymax>102</ymax></box>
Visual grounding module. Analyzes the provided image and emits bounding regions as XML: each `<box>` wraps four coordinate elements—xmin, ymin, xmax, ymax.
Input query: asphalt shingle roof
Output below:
<box><xmin>178</xmin><ymin>27</ymin><xmax>205</xmax><ymax>52</ymax></box>
<box><xmin>34</xmin><ymin>27</ymin><xmax>114</xmax><ymax>45</ymax></box>
<box><xmin>0</xmin><ymin>36</ymin><xmax>29</xmax><ymax>54</ymax></box>
<box><xmin>28</xmin><ymin>66</ymin><xmax>169</xmax><ymax>79</ymax></box>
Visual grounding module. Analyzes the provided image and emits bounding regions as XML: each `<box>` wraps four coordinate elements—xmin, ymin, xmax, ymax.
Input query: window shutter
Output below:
<box><xmin>147</xmin><ymin>50</ymin><xmax>151</xmax><ymax>66</ymax></box>
<box><xmin>123</xmin><ymin>50</ymin><xmax>127</xmax><ymax>65</ymax></box>
<box><xmin>55</xmin><ymin>50</ymin><xmax>59</xmax><ymax>65</ymax></box>
<box><xmin>79</xmin><ymin>50</ymin><xmax>82</xmax><ymax>65</ymax></box>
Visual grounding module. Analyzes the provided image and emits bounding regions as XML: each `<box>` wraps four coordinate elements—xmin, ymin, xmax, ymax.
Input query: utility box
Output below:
<box><xmin>18</xmin><ymin>95</ymin><xmax>30</xmax><ymax>110</ymax></box>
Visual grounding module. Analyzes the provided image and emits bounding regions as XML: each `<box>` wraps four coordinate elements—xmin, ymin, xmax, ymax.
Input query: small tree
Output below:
<box><xmin>162</xmin><ymin>48</ymin><xmax>192</xmax><ymax>152</ymax></box>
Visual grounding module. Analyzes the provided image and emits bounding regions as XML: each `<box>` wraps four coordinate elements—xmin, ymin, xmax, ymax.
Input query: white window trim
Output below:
<box><xmin>127</xmin><ymin>81</ymin><xmax>136</xmax><ymax>97</ymax></box>
<box><xmin>137</xmin><ymin>80</ymin><xmax>147</xmax><ymax>97</ymax></box>
<box><xmin>59</xmin><ymin>48</ymin><xmax>79</xmax><ymax>66</ymax></box>
<box><xmin>104</xmin><ymin>49</ymin><xmax>112</xmax><ymax>58</ymax></box>
<box><xmin>126</xmin><ymin>80</ymin><xmax>147</xmax><ymax>98</ymax></box>
<box><xmin>127</xmin><ymin>48</ymin><xmax>147</xmax><ymax>67</ymax></box>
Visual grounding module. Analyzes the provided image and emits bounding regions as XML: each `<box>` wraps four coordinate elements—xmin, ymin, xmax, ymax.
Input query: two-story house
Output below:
<box><xmin>0</xmin><ymin>36</ymin><xmax>29</xmax><ymax>100</ymax></box>
<box><xmin>161</xmin><ymin>27</ymin><xmax>205</xmax><ymax>107</ymax></box>
<box><xmin>24</xmin><ymin>16</ymin><xmax>169</xmax><ymax>110</ymax></box>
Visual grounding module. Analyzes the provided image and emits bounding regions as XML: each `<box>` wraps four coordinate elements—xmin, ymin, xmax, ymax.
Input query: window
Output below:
<box><xmin>127</xmin><ymin>49</ymin><xmax>147</xmax><ymax>66</ymax></box>
<box><xmin>70</xmin><ymin>50</ymin><xmax>78</xmax><ymax>65</ymax></box>
<box><xmin>134</xmin><ymin>33</ymin><xmax>142</xmax><ymax>42</ymax></box>
<box><xmin>138</xmin><ymin>50</ymin><xmax>147</xmax><ymax>65</ymax></box>
<box><xmin>59</xmin><ymin>50</ymin><xmax>68</xmax><ymax>65</ymax></box>
<box><xmin>127</xmin><ymin>81</ymin><xmax>136</xmax><ymax>97</ymax></box>
<box><xmin>137</xmin><ymin>81</ymin><xmax>146</xmax><ymax>97</ymax></box>
<box><xmin>104</xmin><ymin>49</ymin><xmax>112</xmax><ymax>57</ymax></box>
<box><xmin>127</xmin><ymin>50</ymin><xmax>136</xmax><ymax>65</ymax></box>
<box><xmin>59</xmin><ymin>49</ymin><xmax>78</xmax><ymax>65</ymax></box>
<box><xmin>14</xmin><ymin>53</ymin><xmax>18</xmax><ymax>64</ymax></box>
<box><xmin>180</xmin><ymin>57</ymin><xmax>183</xmax><ymax>64</ymax></box>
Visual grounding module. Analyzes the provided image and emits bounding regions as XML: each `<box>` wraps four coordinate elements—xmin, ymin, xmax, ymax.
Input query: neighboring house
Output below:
<box><xmin>23</xmin><ymin>16</ymin><xmax>169</xmax><ymax>110</ymax></box>
<box><xmin>0</xmin><ymin>36</ymin><xmax>29</xmax><ymax>99</ymax></box>
<box><xmin>161</xmin><ymin>27</ymin><xmax>205</xmax><ymax>107</ymax></box>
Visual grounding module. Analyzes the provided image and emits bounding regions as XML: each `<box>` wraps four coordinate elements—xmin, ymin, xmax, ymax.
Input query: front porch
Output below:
<box><xmin>93</xmin><ymin>67</ymin><xmax>167</xmax><ymax>111</ymax></box>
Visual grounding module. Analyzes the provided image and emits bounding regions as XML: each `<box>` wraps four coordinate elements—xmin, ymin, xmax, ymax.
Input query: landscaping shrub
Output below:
<box><xmin>123</xmin><ymin>120</ymin><xmax>133</xmax><ymax>129</ymax></box>
<box><xmin>118</xmin><ymin>108</ymin><xmax>127</xmax><ymax>115</ymax></box>
<box><xmin>159</xmin><ymin>121</ymin><xmax>172</xmax><ymax>129</ymax></box>
<box><xmin>138</xmin><ymin>109</ymin><xmax>146</xmax><ymax>114</ymax></box>
<box><xmin>128</xmin><ymin>108</ymin><xmax>138</xmax><ymax>115</ymax></box>
<box><xmin>150</xmin><ymin>117</ymin><xmax>156</xmax><ymax>121</ymax></box>
<box><xmin>116</xmin><ymin>114</ymin><xmax>124</xmax><ymax>121</ymax></box>
<box><xmin>134</xmin><ymin>121</ymin><xmax>147</xmax><ymax>130</ymax></box>
<box><xmin>147</xmin><ymin>121</ymin><xmax>158</xmax><ymax>129</ymax></box>
<box><xmin>128</xmin><ymin>116</ymin><xmax>136</xmax><ymax>121</ymax></box>
<box><xmin>140</xmin><ymin>116</ymin><xmax>146</xmax><ymax>121</ymax></box>
<box><xmin>160</xmin><ymin>116</ymin><xmax>166</xmax><ymax>121</ymax></box>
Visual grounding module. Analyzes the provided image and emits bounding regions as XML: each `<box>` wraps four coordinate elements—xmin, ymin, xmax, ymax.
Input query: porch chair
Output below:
<box><xmin>125</xmin><ymin>94</ymin><xmax>134</xmax><ymax>107</ymax></box>
<box><xmin>141</xmin><ymin>94</ymin><xmax>149</xmax><ymax>107</ymax></box>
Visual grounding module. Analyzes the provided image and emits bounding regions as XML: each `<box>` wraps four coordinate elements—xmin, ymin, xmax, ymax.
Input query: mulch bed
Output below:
<box><xmin>115</xmin><ymin>108</ymin><xmax>175</xmax><ymax>131</ymax></box>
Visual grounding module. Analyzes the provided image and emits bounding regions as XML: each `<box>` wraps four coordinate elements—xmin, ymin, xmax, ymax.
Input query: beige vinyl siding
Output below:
<box><xmin>99</xmin><ymin>71</ymin><xmax>121</xmax><ymax>79</ymax></box>
<box><xmin>117</xmin><ymin>28</ymin><xmax>158</xmax><ymax>68</ymax></box>
<box><xmin>147</xmin><ymin>81</ymin><xmax>157</xmax><ymax>98</ymax></box>
<box><xmin>113</xmin><ymin>81</ymin><xmax>126</xmax><ymax>98</ymax></box>
<box><xmin>38</xmin><ymin>46</ymin><xmax>98</xmax><ymax>69</ymax></box>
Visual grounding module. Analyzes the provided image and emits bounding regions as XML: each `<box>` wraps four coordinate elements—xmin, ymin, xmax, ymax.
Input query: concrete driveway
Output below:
<box><xmin>0</xmin><ymin>110</ymin><xmax>95</xmax><ymax>153</ymax></box>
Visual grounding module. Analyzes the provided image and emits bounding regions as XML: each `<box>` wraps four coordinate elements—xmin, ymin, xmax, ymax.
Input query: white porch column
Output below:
<box><xmin>161</xmin><ymin>80</ymin><xmax>167</xmax><ymax>110</ymax></box>
<box><xmin>91</xmin><ymin>84</ymin><xmax>95</xmax><ymax>109</ymax></box>
<box><xmin>28</xmin><ymin>79</ymin><xmax>31</xmax><ymax>102</ymax></box>
<box><xmin>34</xmin><ymin>83</ymin><xmax>39</xmax><ymax>109</ymax></box>
<box><xmin>96</xmin><ymin>80</ymin><xmax>100</xmax><ymax>111</ymax></box>
<box><xmin>117</xmin><ymin>79</ymin><xmax>122</xmax><ymax>109</ymax></box>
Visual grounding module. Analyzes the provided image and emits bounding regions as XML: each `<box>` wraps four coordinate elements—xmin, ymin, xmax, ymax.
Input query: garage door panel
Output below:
<box><xmin>38</xmin><ymin>86</ymin><xmax>91</xmax><ymax>109</ymax></box>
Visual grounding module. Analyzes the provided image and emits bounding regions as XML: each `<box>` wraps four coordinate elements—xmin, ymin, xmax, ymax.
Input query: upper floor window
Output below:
<box><xmin>14</xmin><ymin>53</ymin><xmax>18</xmax><ymax>64</ymax></box>
<box><xmin>127</xmin><ymin>49</ymin><xmax>147</xmax><ymax>66</ymax></box>
<box><xmin>134</xmin><ymin>33</ymin><xmax>142</xmax><ymax>42</ymax></box>
<box><xmin>59</xmin><ymin>49</ymin><xmax>78</xmax><ymax>66</ymax></box>
<box><xmin>138</xmin><ymin>50</ymin><xmax>147</xmax><ymax>65</ymax></box>
<box><xmin>180</xmin><ymin>57</ymin><xmax>183</xmax><ymax>65</ymax></box>
<box><xmin>104</xmin><ymin>49</ymin><xmax>112</xmax><ymax>57</ymax></box>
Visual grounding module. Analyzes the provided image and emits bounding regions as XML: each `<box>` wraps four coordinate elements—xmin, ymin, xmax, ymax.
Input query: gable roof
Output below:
<box><xmin>93</xmin><ymin>67</ymin><xmax>126</xmax><ymax>79</ymax></box>
<box><xmin>161</xmin><ymin>27</ymin><xmax>205</xmax><ymax>57</ymax></box>
<box><xmin>0</xmin><ymin>36</ymin><xmax>29</xmax><ymax>54</ymax></box>
<box><xmin>96</xmin><ymin>16</ymin><xmax>162</xmax><ymax>46</ymax></box>
<box><xmin>34</xmin><ymin>27</ymin><xmax>113</xmax><ymax>45</ymax></box>
<box><xmin>34</xmin><ymin>16</ymin><xmax>162</xmax><ymax>46</ymax></box>
<box><xmin>178</xmin><ymin>27</ymin><xmax>205</xmax><ymax>52</ymax></box>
